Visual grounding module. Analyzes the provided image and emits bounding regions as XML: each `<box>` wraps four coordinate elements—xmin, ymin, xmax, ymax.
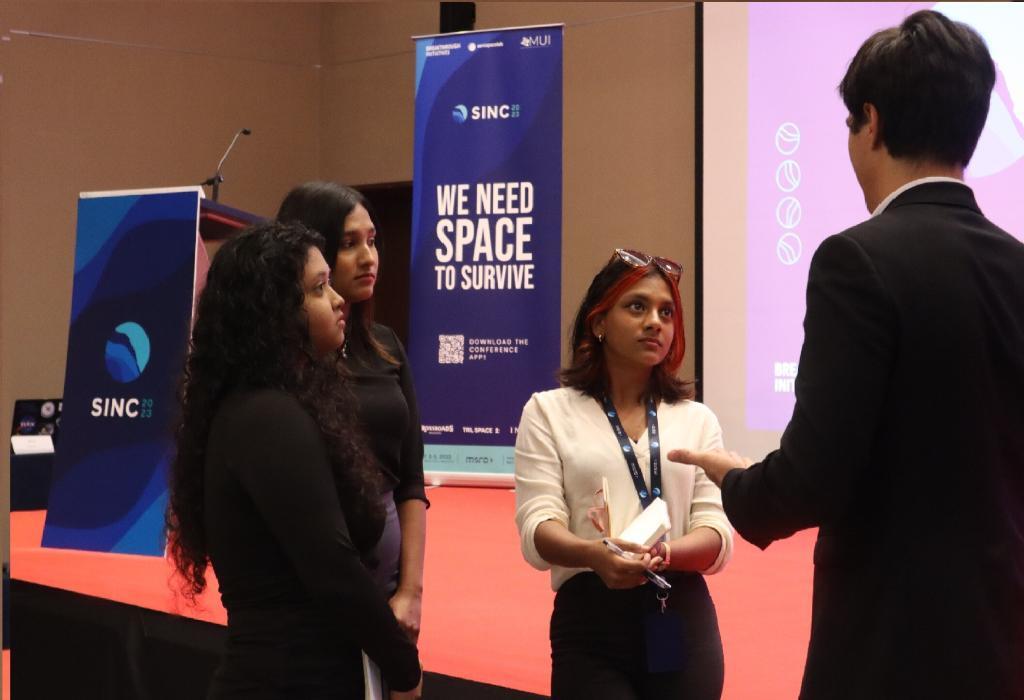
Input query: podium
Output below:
<box><xmin>40</xmin><ymin>188</ymin><xmax>259</xmax><ymax>555</ymax></box>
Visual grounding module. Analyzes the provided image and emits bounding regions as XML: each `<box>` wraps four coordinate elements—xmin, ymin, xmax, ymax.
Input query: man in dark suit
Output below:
<box><xmin>672</xmin><ymin>10</ymin><xmax>1024</xmax><ymax>699</ymax></box>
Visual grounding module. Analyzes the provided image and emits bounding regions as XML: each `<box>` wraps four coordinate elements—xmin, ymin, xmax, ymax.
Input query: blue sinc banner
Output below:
<box><xmin>42</xmin><ymin>187</ymin><xmax>206</xmax><ymax>555</ymax></box>
<box><xmin>410</xmin><ymin>25</ymin><xmax>563</xmax><ymax>482</ymax></box>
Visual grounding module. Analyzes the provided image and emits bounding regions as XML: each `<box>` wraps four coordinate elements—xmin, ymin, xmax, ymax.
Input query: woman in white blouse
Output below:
<box><xmin>515</xmin><ymin>249</ymin><xmax>732</xmax><ymax>700</ymax></box>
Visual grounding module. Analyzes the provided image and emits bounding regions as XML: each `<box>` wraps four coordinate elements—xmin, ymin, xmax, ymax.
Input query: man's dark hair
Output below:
<box><xmin>839</xmin><ymin>9</ymin><xmax>995</xmax><ymax>167</ymax></box>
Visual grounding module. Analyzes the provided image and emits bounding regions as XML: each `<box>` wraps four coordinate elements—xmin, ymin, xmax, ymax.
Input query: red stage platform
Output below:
<box><xmin>10</xmin><ymin>486</ymin><xmax>815</xmax><ymax>698</ymax></box>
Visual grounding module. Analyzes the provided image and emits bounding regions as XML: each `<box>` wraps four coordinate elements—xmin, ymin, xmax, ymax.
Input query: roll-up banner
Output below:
<box><xmin>43</xmin><ymin>187</ymin><xmax>208</xmax><ymax>555</ymax></box>
<box><xmin>410</xmin><ymin>25</ymin><xmax>563</xmax><ymax>485</ymax></box>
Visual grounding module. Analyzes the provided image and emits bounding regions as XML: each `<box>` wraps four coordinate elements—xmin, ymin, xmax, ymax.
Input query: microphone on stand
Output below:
<box><xmin>200</xmin><ymin>128</ymin><xmax>252</xmax><ymax>202</ymax></box>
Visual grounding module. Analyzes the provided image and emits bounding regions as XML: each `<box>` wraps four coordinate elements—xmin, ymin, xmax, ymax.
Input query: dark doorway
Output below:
<box><xmin>358</xmin><ymin>182</ymin><xmax>413</xmax><ymax>347</ymax></box>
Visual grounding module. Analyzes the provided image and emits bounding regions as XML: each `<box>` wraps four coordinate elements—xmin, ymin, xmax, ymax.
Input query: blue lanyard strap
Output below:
<box><xmin>601</xmin><ymin>395</ymin><xmax>662</xmax><ymax>509</ymax></box>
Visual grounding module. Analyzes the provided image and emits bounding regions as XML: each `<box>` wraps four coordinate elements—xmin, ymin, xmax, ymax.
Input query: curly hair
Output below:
<box><xmin>276</xmin><ymin>181</ymin><xmax>397</xmax><ymax>366</ymax></box>
<box><xmin>166</xmin><ymin>221</ymin><xmax>384</xmax><ymax>602</ymax></box>
<box><xmin>560</xmin><ymin>256</ymin><xmax>694</xmax><ymax>403</ymax></box>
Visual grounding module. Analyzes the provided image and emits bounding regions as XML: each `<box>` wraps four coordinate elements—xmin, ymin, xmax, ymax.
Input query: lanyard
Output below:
<box><xmin>601</xmin><ymin>395</ymin><xmax>661</xmax><ymax>509</ymax></box>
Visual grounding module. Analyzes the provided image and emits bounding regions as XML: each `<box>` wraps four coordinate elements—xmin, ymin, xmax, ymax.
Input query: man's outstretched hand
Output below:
<box><xmin>667</xmin><ymin>448</ymin><xmax>753</xmax><ymax>487</ymax></box>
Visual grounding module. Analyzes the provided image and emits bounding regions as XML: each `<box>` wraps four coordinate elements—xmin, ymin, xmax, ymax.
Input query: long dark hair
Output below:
<box><xmin>166</xmin><ymin>221</ymin><xmax>384</xmax><ymax>602</ymax></box>
<box><xmin>276</xmin><ymin>181</ymin><xmax>396</xmax><ymax>365</ymax></box>
<box><xmin>560</xmin><ymin>257</ymin><xmax>693</xmax><ymax>403</ymax></box>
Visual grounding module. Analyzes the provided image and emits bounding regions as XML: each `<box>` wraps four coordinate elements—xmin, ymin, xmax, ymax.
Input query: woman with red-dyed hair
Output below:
<box><xmin>514</xmin><ymin>249</ymin><xmax>733</xmax><ymax>699</ymax></box>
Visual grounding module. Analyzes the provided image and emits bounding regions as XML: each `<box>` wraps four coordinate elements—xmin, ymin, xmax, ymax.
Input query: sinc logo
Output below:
<box><xmin>94</xmin><ymin>321</ymin><xmax>153</xmax><ymax>419</ymax></box>
<box><xmin>520</xmin><ymin>34</ymin><xmax>551</xmax><ymax>48</ymax></box>
<box><xmin>105</xmin><ymin>321</ymin><xmax>150</xmax><ymax>383</ymax></box>
<box><xmin>452</xmin><ymin>103</ymin><xmax>521</xmax><ymax>123</ymax></box>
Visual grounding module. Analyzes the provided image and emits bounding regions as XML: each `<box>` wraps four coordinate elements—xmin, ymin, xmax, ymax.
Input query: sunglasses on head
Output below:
<box><xmin>612</xmin><ymin>248</ymin><xmax>683</xmax><ymax>283</ymax></box>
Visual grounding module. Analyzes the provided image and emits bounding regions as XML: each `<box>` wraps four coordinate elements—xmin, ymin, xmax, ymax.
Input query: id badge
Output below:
<box><xmin>644</xmin><ymin>608</ymin><xmax>685</xmax><ymax>673</ymax></box>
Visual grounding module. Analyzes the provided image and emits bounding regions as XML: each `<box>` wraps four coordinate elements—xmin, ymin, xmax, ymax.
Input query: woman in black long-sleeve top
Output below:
<box><xmin>166</xmin><ymin>222</ymin><xmax>422</xmax><ymax>699</ymax></box>
<box><xmin>278</xmin><ymin>183</ymin><xmax>428</xmax><ymax>641</ymax></box>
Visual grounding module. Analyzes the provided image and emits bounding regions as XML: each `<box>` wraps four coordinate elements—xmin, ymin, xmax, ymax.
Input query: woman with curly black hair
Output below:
<box><xmin>166</xmin><ymin>221</ymin><xmax>421</xmax><ymax>699</ymax></box>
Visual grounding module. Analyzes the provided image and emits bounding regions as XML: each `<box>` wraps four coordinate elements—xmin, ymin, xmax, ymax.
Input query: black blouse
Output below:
<box><xmin>204</xmin><ymin>389</ymin><xmax>421</xmax><ymax>695</ymax></box>
<box><xmin>344</xmin><ymin>324</ymin><xmax>428</xmax><ymax>505</ymax></box>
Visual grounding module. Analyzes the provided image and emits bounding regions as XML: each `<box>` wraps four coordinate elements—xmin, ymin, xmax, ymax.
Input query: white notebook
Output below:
<box><xmin>603</xmin><ymin>474</ymin><xmax>672</xmax><ymax>547</ymax></box>
<box><xmin>617</xmin><ymin>497</ymin><xmax>671</xmax><ymax>549</ymax></box>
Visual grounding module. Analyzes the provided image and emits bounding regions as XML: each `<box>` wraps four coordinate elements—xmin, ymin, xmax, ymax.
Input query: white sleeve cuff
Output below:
<box><xmin>692</xmin><ymin>520</ymin><xmax>733</xmax><ymax>575</ymax></box>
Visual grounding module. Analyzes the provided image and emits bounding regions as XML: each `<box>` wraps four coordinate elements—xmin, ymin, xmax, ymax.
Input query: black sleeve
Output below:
<box><xmin>228</xmin><ymin>390</ymin><xmax>420</xmax><ymax>691</ymax></box>
<box><xmin>723</xmin><ymin>233</ymin><xmax>897</xmax><ymax>548</ymax></box>
<box><xmin>385</xmin><ymin>328</ymin><xmax>429</xmax><ymax>506</ymax></box>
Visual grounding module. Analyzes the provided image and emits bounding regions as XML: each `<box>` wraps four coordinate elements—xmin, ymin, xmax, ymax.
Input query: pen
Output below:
<box><xmin>602</xmin><ymin>539</ymin><xmax>672</xmax><ymax>590</ymax></box>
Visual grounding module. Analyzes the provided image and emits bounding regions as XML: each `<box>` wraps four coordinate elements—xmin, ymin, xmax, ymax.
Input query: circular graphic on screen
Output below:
<box><xmin>105</xmin><ymin>321</ymin><xmax>151</xmax><ymax>383</ymax></box>
<box><xmin>776</xmin><ymin>196</ymin><xmax>803</xmax><ymax>229</ymax></box>
<box><xmin>775</xmin><ymin>122</ymin><xmax>801</xmax><ymax>155</ymax></box>
<box><xmin>776</xmin><ymin>232</ymin><xmax>803</xmax><ymax>266</ymax></box>
<box><xmin>775</xmin><ymin>160</ymin><xmax>801</xmax><ymax>192</ymax></box>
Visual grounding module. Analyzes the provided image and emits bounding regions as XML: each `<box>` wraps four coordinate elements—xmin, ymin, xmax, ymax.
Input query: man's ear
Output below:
<box><xmin>863</xmin><ymin>103</ymin><xmax>883</xmax><ymax>150</ymax></box>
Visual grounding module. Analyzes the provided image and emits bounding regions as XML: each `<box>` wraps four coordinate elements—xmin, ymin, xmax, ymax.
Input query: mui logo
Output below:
<box><xmin>452</xmin><ymin>104</ymin><xmax>469</xmax><ymax>124</ymax></box>
<box><xmin>520</xmin><ymin>34</ymin><xmax>551</xmax><ymax>48</ymax></box>
<box><xmin>105</xmin><ymin>321</ymin><xmax>150</xmax><ymax>383</ymax></box>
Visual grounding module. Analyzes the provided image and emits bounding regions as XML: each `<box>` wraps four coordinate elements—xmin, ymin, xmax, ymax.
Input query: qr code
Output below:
<box><xmin>438</xmin><ymin>334</ymin><xmax>465</xmax><ymax>364</ymax></box>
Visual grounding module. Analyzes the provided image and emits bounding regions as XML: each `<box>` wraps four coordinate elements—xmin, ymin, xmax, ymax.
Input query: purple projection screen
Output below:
<box><xmin>705</xmin><ymin>3</ymin><xmax>1024</xmax><ymax>449</ymax></box>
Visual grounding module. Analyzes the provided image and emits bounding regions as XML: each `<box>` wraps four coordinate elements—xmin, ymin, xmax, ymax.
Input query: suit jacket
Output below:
<box><xmin>723</xmin><ymin>182</ymin><xmax>1024</xmax><ymax>699</ymax></box>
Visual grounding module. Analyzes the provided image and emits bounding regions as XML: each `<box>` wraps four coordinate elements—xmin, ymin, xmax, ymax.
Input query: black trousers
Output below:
<box><xmin>550</xmin><ymin>572</ymin><xmax>724</xmax><ymax>700</ymax></box>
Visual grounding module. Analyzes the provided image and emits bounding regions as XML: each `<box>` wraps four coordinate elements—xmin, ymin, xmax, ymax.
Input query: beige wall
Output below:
<box><xmin>0</xmin><ymin>2</ymin><xmax>324</xmax><ymax>656</ymax></box>
<box><xmin>0</xmin><ymin>1</ymin><xmax>697</xmax><ymax>661</ymax></box>
<box><xmin>319</xmin><ymin>3</ymin><xmax>437</xmax><ymax>186</ymax></box>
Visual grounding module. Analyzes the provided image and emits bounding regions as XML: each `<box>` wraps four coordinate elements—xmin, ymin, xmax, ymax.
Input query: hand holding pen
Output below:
<box><xmin>603</xmin><ymin>539</ymin><xmax>672</xmax><ymax>590</ymax></box>
<box><xmin>583</xmin><ymin>538</ymin><xmax>649</xmax><ymax>589</ymax></box>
